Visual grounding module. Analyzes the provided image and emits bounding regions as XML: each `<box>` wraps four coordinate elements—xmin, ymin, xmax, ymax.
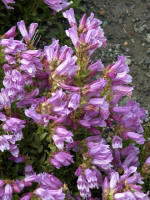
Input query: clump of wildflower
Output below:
<box><xmin>0</xmin><ymin>7</ymin><xmax>149</xmax><ymax>200</ymax></box>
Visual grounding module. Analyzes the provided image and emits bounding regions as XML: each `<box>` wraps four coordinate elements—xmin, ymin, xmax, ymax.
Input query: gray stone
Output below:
<box><xmin>146</xmin><ymin>33</ymin><xmax>150</xmax><ymax>43</ymax></box>
<box><xmin>126</xmin><ymin>58</ymin><xmax>132</xmax><ymax>65</ymax></box>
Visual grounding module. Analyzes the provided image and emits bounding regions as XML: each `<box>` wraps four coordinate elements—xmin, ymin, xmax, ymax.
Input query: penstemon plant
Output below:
<box><xmin>0</xmin><ymin>6</ymin><xmax>149</xmax><ymax>200</ymax></box>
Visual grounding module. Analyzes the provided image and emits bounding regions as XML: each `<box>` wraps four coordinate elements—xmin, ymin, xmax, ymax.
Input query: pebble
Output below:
<box><xmin>134</xmin><ymin>24</ymin><xmax>146</xmax><ymax>33</ymax></box>
<box><xmin>123</xmin><ymin>41</ymin><xmax>128</xmax><ymax>46</ymax></box>
<box><xmin>146</xmin><ymin>34</ymin><xmax>150</xmax><ymax>43</ymax></box>
<box><xmin>99</xmin><ymin>9</ymin><xmax>106</xmax><ymax>16</ymax></box>
<box><xmin>146</xmin><ymin>48</ymin><xmax>150</xmax><ymax>54</ymax></box>
<box><xmin>145</xmin><ymin>72</ymin><xmax>150</xmax><ymax>78</ymax></box>
<box><xmin>145</xmin><ymin>58</ymin><xmax>150</xmax><ymax>65</ymax></box>
<box><xmin>147</xmin><ymin>3</ymin><xmax>150</xmax><ymax>9</ymax></box>
<box><xmin>131</xmin><ymin>38</ymin><xmax>135</xmax><ymax>43</ymax></box>
<box><xmin>126</xmin><ymin>58</ymin><xmax>132</xmax><ymax>65</ymax></box>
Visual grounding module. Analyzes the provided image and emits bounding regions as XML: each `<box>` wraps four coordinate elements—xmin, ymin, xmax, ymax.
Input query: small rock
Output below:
<box><xmin>130</xmin><ymin>32</ymin><xmax>135</xmax><ymax>37</ymax></box>
<box><xmin>119</xmin><ymin>19</ymin><xmax>123</xmax><ymax>24</ymax></box>
<box><xmin>146</xmin><ymin>34</ymin><xmax>150</xmax><ymax>43</ymax></box>
<box><xmin>131</xmin><ymin>38</ymin><xmax>135</xmax><ymax>43</ymax></box>
<box><xmin>126</xmin><ymin>58</ymin><xmax>132</xmax><ymax>65</ymax></box>
<box><xmin>134</xmin><ymin>24</ymin><xmax>146</xmax><ymax>33</ymax></box>
<box><xmin>147</xmin><ymin>3</ymin><xmax>150</xmax><ymax>9</ymax></box>
<box><xmin>123</xmin><ymin>41</ymin><xmax>128</xmax><ymax>46</ymax></box>
<box><xmin>145</xmin><ymin>72</ymin><xmax>150</xmax><ymax>78</ymax></box>
<box><xmin>103</xmin><ymin>21</ymin><xmax>108</xmax><ymax>27</ymax></box>
<box><xmin>115</xmin><ymin>44</ymin><xmax>120</xmax><ymax>49</ymax></box>
<box><xmin>145</xmin><ymin>58</ymin><xmax>150</xmax><ymax>65</ymax></box>
<box><xmin>99</xmin><ymin>10</ymin><xmax>106</xmax><ymax>16</ymax></box>
<box><xmin>146</xmin><ymin>48</ymin><xmax>150</xmax><ymax>54</ymax></box>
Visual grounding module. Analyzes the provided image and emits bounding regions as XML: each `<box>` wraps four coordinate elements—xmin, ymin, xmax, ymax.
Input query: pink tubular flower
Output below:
<box><xmin>112</xmin><ymin>136</ymin><xmax>122</xmax><ymax>149</ymax></box>
<box><xmin>77</xmin><ymin>174</ymin><xmax>91</xmax><ymax>199</ymax></box>
<box><xmin>86</xmin><ymin>136</ymin><xmax>113</xmax><ymax>171</ymax></box>
<box><xmin>50</xmin><ymin>151</ymin><xmax>74</xmax><ymax>169</ymax></box>
<box><xmin>2</xmin><ymin>0</ymin><xmax>15</xmax><ymax>9</ymax></box>
<box><xmin>44</xmin><ymin>0</ymin><xmax>71</xmax><ymax>13</ymax></box>
<box><xmin>1</xmin><ymin>26</ymin><xmax>16</xmax><ymax>38</ymax></box>
<box><xmin>112</xmin><ymin>100</ymin><xmax>146</xmax><ymax>144</ymax></box>
<box><xmin>34</xmin><ymin>188</ymin><xmax>65</xmax><ymax>200</ymax></box>
<box><xmin>52</xmin><ymin>126</ymin><xmax>73</xmax><ymax>150</ymax></box>
<box><xmin>63</xmin><ymin>8</ymin><xmax>77</xmax><ymax>26</ymax></box>
<box><xmin>3</xmin><ymin>184</ymin><xmax>13</xmax><ymax>199</ymax></box>
<box><xmin>17</xmin><ymin>20</ymin><xmax>38</xmax><ymax>44</ymax></box>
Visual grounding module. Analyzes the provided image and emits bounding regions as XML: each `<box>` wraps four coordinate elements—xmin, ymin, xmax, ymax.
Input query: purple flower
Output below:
<box><xmin>66</xmin><ymin>26</ymin><xmax>79</xmax><ymax>47</ymax></box>
<box><xmin>44</xmin><ymin>0</ymin><xmax>71</xmax><ymax>13</ymax></box>
<box><xmin>126</xmin><ymin>131</ymin><xmax>145</xmax><ymax>144</ymax></box>
<box><xmin>9</xmin><ymin>144</ymin><xmax>19</xmax><ymax>157</ymax></box>
<box><xmin>112</xmin><ymin>100</ymin><xmax>146</xmax><ymax>144</ymax></box>
<box><xmin>121</xmin><ymin>144</ymin><xmax>139</xmax><ymax>168</ymax></box>
<box><xmin>52</xmin><ymin>126</ymin><xmax>73</xmax><ymax>150</ymax></box>
<box><xmin>77</xmin><ymin>174</ymin><xmax>91</xmax><ymax>199</ymax></box>
<box><xmin>16</xmin><ymin>88</ymin><xmax>39</xmax><ymax>108</ymax></box>
<box><xmin>102</xmin><ymin>166</ymin><xmax>149</xmax><ymax>200</ymax></box>
<box><xmin>25</xmin><ymin>165</ymin><xmax>35</xmax><ymax>177</ymax></box>
<box><xmin>0</xmin><ymin>38</ymin><xmax>26</xmax><ymax>55</ymax></box>
<box><xmin>112</xmin><ymin>136</ymin><xmax>122</xmax><ymax>149</ymax></box>
<box><xmin>12</xmin><ymin>180</ymin><xmax>24</xmax><ymax>193</ymax></box>
<box><xmin>63</xmin><ymin>8</ymin><xmax>77</xmax><ymax>27</ymax></box>
<box><xmin>25</xmin><ymin>107</ymin><xmax>51</xmax><ymax>127</ymax></box>
<box><xmin>68</xmin><ymin>93</ymin><xmax>80</xmax><ymax>110</ymax></box>
<box><xmin>0</xmin><ymin>136</ymin><xmax>10</xmax><ymax>152</ymax></box>
<box><xmin>86</xmin><ymin>136</ymin><xmax>113</xmax><ymax>170</ymax></box>
<box><xmin>87</xmin><ymin>60</ymin><xmax>104</xmax><ymax>77</ymax></box>
<box><xmin>17</xmin><ymin>20</ymin><xmax>38</xmax><ymax>44</ymax></box>
<box><xmin>0</xmin><ymin>88</ymin><xmax>17</xmax><ymax>109</ymax></box>
<box><xmin>2</xmin><ymin>0</ymin><xmax>15</xmax><ymax>9</ymax></box>
<box><xmin>3</xmin><ymin>70</ymin><xmax>24</xmax><ymax>97</ymax></box>
<box><xmin>2</xmin><ymin>26</ymin><xmax>16</xmax><ymax>38</ymax></box>
<box><xmin>105</xmin><ymin>55</ymin><xmax>132</xmax><ymax>85</ymax></box>
<box><xmin>3</xmin><ymin>184</ymin><xmax>13</xmax><ymax>200</ymax></box>
<box><xmin>145</xmin><ymin>156</ymin><xmax>150</xmax><ymax>165</ymax></box>
<box><xmin>34</xmin><ymin>188</ymin><xmax>65</xmax><ymax>200</ymax></box>
<box><xmin>20</xmin><ymin>50</ymin><xmax>43</xmax><ymax>77</ymax></box>
<box><xmin>53</xmin><ymin>54</ymin><xmax>78</xmax><ymax>78</ymax></box>
<box><xmin>37</xmin><ymin>172</ymin><xmax>62</xmax><ymax>189</ymax></box>
<box><xmin>84</xmin><ymin>168</ymin><xmax>100</xmax><ymax>189</ymax></box>
<box><xmin>8</xmin><ymin>154</ymin><xmax>26</xmax><ymax>163</ymax></box>
<box><xmin>83</xmin><ymin>78</ymin><xmax>107</xmax><ymax>94</ymax></box>
<box><xmin>44</xmin><ymin>39</ymin><xmax>77</xmax><ymax>79</ymax></box>
<box><xmin>21</xmin><ymin>193</ymin><xmax>32</xmax><ymax>200</ymax></box>
<box><xmin>3</xmin><ymin>117</ymin><xmax>25</xmax><ymax>134</ymax></box>
<box><xmin>50</xmin><ymin>151</ymin><xmax>74</xmax><ymax>169</ymax></box>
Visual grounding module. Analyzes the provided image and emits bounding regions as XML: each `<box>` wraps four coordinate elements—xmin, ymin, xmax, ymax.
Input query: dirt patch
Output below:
<box><xmin>82</xmin><ymin>0</ymin><xmax>150</xmax><ymax>111</ymax></box>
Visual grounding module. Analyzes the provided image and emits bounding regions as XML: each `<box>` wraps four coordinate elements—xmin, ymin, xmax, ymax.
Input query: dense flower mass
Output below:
<box><xmin>0</xmin><ymin>6</ymin><xmax>149</xmax><ymax>200</ymax></box>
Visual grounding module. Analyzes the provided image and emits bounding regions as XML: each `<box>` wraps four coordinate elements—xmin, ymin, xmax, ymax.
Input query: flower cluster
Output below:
<box><xmin>1</xmin><ymin>0</ymin><xmax>71</xmax><ymax>12</ymax></box>
<box><xmin>0</xmin><ymin>7</ymin><xmax>149</xmax><ymax>200</ymax></box>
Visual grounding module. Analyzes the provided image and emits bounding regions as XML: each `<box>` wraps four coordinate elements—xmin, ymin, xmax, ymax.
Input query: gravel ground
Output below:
<box><xmin>82</xmin><ymin>0</ymin><xmax>150</xmax><ymax>112</ymax></box>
